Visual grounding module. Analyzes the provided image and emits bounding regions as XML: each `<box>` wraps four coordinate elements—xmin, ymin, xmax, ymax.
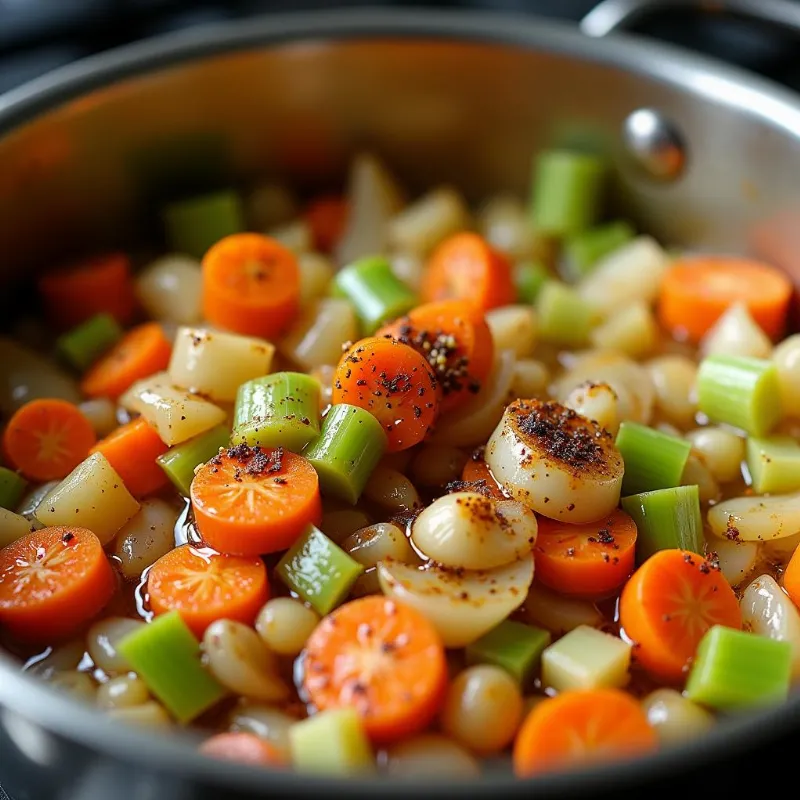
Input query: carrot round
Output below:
<box><xmin>303</xmin><ymin>596</ymin><xmax>447</xmax><ymax>743</ymax></box>
<box><xmin>80</xmin><ymin>322</ymin><xmax>172</xmax><ymax>400</ymax></box>
<box><xmin>304</xmin><ymin>195</ymin><xmax>349</xmax><ymax>253</ymax></box>
<box><xmin>460</xmin><ymin>455</ymin><xmax>505</xmax><ymax>500</ymax></box>
<box><xmin>422</xmin><ymin>232</ymin><xmax>515</xmax><ymax>311</ymax></box>
<box><xmin>147</xmin><ymin>543</ymin><xmax>269</xmax><ymax>637</ymax></box>
<box><xmin>0</xmin><ymin>526</ymin><xmax>115</xmax><ymax>642</ymax></box>
<box><xmin>376</xmin><ymin>300</ymin><xmax>494</xmax><ymax>412</ymax></box>
<box><xmin>513</xmin><ymin>689</ymin><xmax>657</xmax><ymax>777</ymax></box>
<box><xmin>190</xmin><ymin>445</ymin><xmax>321</xmax><ymax>557</ymax></box>
<box><xmin>332</xmin><ymin>337</ymin><xmax>440</xmax><ymax>452</ymax></box>
<box><xmin>3</xmin><ymin>399</ymin><xmax>96</xmax><ymax>481</ymax></box>
<box><xmin>534</xmin><ymin>509</ymin><xmax>638</xmax><ymax>598</ymax></box>
<box><xmin>658</xmin><ymin>256</ymin><xmax>792</xmax><ymax>342</ymax></box>
<box><xmin>199</xmin><ymin>732</ymin><xmax>286</xmax><ymax>767</ymax></box>
<box><xmin>202</xmin><ymin>233</ymin><xmax>300</xmax><ymax>339</ymax></box>
<box><xmin>781</xmin><ymin>545</ymin><xmax>800</xmax><ymax>608</ymax></box>
<box><xmin>91</xmin><ymin>417</ymin><xmax>169</xmax><ymax>498</ymax></box>
<box><xmin>38</xmin><ymin>252</ymin><xmax>136</xmax><ymax>330</ymax></box>
<box><xmin>619</xmin><ymin>548</ymin><xmax>742</xmax><ymax>682</ymax></box>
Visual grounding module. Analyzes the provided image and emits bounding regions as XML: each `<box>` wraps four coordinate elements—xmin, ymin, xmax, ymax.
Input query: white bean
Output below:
<box><xmin>78</xmin><ymin>398</ymin><xmax>118</xmax><ymax>438</ymax></box>
<box><xmin>485</xmin><ymin>306</ymin><xmax>537</xmax><ymax>359</ymax></box>
<box><xmin>229</xmin><ymin>703</ymin><xmax>297</xmax><ymax>758</ymax></box>
<box><xmin>645</xmin><ymin>355</ymin><xmax>698</xmax><ymax>429</ymax></box>
<box><xmin>409</xmin><ymin>446</ymin><xmax>467</xmax><ymax>488</ymax></box>
<box><xmin>342</xmin><ymin>523</ymin><xmax>416</xmax><ymax>568</ymax></box>
<box><xmin>384</xmin><ymin>734</ymin><xmax>480</xmax><ymax>778</ymax></box>
<box><xmin>97</xmin><ymin>675</ymin><xmax>149</xmax><ymax>709</ymax></box>
<box><xmin>203</xmin><ymin>620</ymin><xmax>289</xmax><ymax>703</ymax></box>
<box><xmin>363</xmin><ymin>466</ymin><xmax>421</xmax><ymax>512</ymax></box>
<box><xmin>642</xmin><ymin>689</ymin><xmax>714</xmax><ymax>745</ymax></box>
<box><xmin>113</xmin><ymin>499</ymin><xmax>178</xmax><ymax>580</ymax></box>
<box><xmin>255</xmin><ymin>599</ymin><xmax>320</xmax><ymax>656</ymax></box>
<box><xmin>297</xmin><ymin>253</ymin><xmax>335</xmax><ymax>307</ymax></box>
<box><xmin>510</xmin><ymin>359</ymin><xmax>550</xmax><ymax>400</ymax></box>
<box><xmin>48</xmin><ymin>671</ymin><xmax>96</xmax><ymax>703</ymax></box>
<box><xmin>564</xmin><ymin>381</ymin><xmax>619</xmax><ymax>435</ymax></box>
<box><xmin>440</xmin><ymin>666</ymin><xmax>523</xmax><ymax>755</ymax></box>
<box><xmin>319</xmin><ymin>509</ymin><xmax>372</xmax><ymax>544</ymax></box>
<box><xmin>681</xmin><ymin>454</ymin><xmax>720</xmax><ymax>504</ymax></box>
<box><xmin>87</xmin><ymin>618</ymin><xmax>145</xmax><ymax>675</ymax></box>
<box><xmin>107</xmin><ymin>701</ymin><xmax>171</xmax><ymax>727</ymax></box>
<box><xmin>774</xmin><ymin>334</ymin><xmax>800</xmax><ymax>416</ymax></box>
<box><xmin>685</xmin><ymin>427</ymin><xmax>745</xmax><ymax>483</ymax></box>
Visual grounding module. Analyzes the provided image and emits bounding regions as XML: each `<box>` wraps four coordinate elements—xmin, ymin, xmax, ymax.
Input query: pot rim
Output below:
<box><xmin>1</xmin><ymin>7</ymin><xmax>800</xmax><ymax>796</ymax></box>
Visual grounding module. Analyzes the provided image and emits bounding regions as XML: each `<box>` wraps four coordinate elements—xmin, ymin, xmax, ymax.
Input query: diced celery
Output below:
<box><xmin>562</xmin><ymin>220</ymin><xmax>635</xmax><ymax>280</ymax></box>
<box><xmin>685</xmin><ymin>625</ymin><xmax>791</xmax><ymax>711</ymax></box>
<box><xmin>276</xmin><ymin>525</ymin><xmax>364</xmax><ymax>615</ymax></box>
<box><xmin>615</xmin><ymin>421</ymin><xmax>691</xmax><ymax>496</ymax></box>
<box><xmin>465</xmin><ymin>619</ymin><xmax>550</xmax><ymax>686</ymax></box>
<box><xmin>0</xmin><ymin>467</ymin><xmax>27</xmax><ymax>511</ymax></box>
<box><xmin>535</xmin><ymin>280</ymin><xmax>595</xmax><ymax>347</ymax></box>
<box><xmin>622</xmin><ymin>485</ymin><xmax>703</xmax><ymax>563</ymax></box>
<box><xmin>290</xmin><ymin>708</ymin><xmax>374</xmax><ymax>776</ymax></box>
<box><xmin>540</xmin><ymin>624</ymin><xmax>631</xmax><ymax>692</ymax></box>
<box><xmin>56</xmin><ymin>313</ymin><xmax>123</xmax><ymax>371</ymax></box>
<box><xmin>156</xmin><ymin>425</ymin><xmax>230</xmax><ymax>496</ymax></box>
<box><xmin>162</xmin><ymin>190</ymin><xmax>244</xmax><ymax>259</ymax></box>
<box><xmin>696</xmin><ymin>355</ymin><xmax>781</xmax><ymax>437</ymax></box>
<box><xmin>117</xmin><ymin>611</ymin><xmax>227</xmax><ymax>723</ymax></box>
<box><xmin>746</xmin><ymin>435</ymin><xmax>800</xmax><ymax>494</ymax></box>
<box><xmin>514</xmin><ymin>261</ymin><xmax>550</xmax><ymax>304</ymax></box>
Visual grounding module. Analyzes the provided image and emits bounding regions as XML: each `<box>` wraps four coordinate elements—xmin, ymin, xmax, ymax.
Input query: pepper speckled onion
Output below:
<box><xmin>485</xmin><ymin>399</ymin><xmax>623</xmax><ymax>523</ymax></box>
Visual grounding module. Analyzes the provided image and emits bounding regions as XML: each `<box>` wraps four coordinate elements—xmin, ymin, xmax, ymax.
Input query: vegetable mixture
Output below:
<box><xmin>1</xmin><ymin>149</ymin><xmax>799</xmax><ymax>780</ymax></box>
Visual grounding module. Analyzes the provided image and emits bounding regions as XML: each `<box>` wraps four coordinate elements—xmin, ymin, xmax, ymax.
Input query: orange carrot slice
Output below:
<box><xmin>304</xmin><ymin>195</ymin><xmax>349</xmax><ymax>253</ymax></box>
<box><xmin>190</xmin><ymin>445</ymin><xmax>321</xmax><ymax>557</ymax></box>
<box><xmin>199</xmin><ymin>732</ymin><xmax>286</xmax><ymax>767</ymax></box>
<box><xmin>3</xmin><ymin>399</ymin><xmax>96</xmax><ymax>481</ymax></box>
<box><xmin>513</xmin><ymin>689</ymin><xmax>658</xmax><ymax>777</ymax></box>
<box><xmin>783</xmin><ymin>546</ymin><xmax>800</xmax><ymax>609</ymax></box>
<box><xmin>0</xmin><ymin>526</ymin><xmax>115</xmax><ymax>642</ymax></box>
<box><xmin>460</xmin><ymin>455</ymin><xmax>506</xmax><ymax>500</ymax></box>
<box><xmin>147</xmin><ymin>543</ymin><xmax>269</xmax><ymax>637</ymax></box>
<box><xmin>202</xmin><ymin>233</ymin><xmax>300</xmax><ymax>339</ymax></box>
<box><xmin>303</xmin><ymin>596</ymin><xmax>447</xmax><ymax>743</ymax></box>
<box><xmin>619</xmin><ymin>548</ymin><xmax>742</xmax><ymax>682</ymax></box>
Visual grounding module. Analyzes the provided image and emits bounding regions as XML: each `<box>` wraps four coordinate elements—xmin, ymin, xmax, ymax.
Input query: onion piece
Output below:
<box><xmin>707</xmin><ymin>537</ymin><xmax>759</xmax><ymax>587</ymax></box>
<box><xmin>700</xmin><ymin>302</ymin><xmax>772</xmax><ymax>360</ymax></box>
<box><xmin>708</xmin><ymin>491</ymin><xmax>800</xmax><ymax>541</ymax></box>
<box><xmin>522</xmin><ymin>583</ymin><xmax>603</xmax><ymax>635</ymax></box>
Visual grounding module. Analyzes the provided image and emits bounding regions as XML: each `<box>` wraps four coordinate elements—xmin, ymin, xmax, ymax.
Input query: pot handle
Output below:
<box><xmin>580</xmin><ymin>0</ymin><xmax>800</xmax><ymax>37</ymax></box>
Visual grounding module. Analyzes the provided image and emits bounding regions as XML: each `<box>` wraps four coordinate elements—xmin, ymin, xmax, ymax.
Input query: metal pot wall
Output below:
<box><xmin>0</xmin><ymin>5</ymin><xmax>799</xmax><ymax>799</ymax></box>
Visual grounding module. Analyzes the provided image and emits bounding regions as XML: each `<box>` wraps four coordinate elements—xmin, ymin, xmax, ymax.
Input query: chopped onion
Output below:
<box><xmin>522</xmin><ymin>583</ymin><xmax>603</xmax><ymax>635</ymax></box>
<box><xmin>700</xmin><ymin>302</ymin><xmax>772</xmax><ymax>360</ymax></box>
<box><xmin>707</xmin><ymin>536</ymin><xmax>759</xmax><ymax>586</ymax></box>
<box><xmin>641</xmin><ymin>689</ymin><xmax>714</xmax><ymax>744</ymax></box>
<box><xmin>708</xmin><ymin>491</ymin><xmax>800</xmax><ymax>541</ymax></box>
<box><xmin>135</xmin><ymin>255</ymin><xmax>203</xmax><ymax>325</ymax></box>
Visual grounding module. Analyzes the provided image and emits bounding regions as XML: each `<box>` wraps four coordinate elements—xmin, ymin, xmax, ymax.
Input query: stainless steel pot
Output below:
<box><xmin>1</xmin><ymin>5</ymin><xmax>800</xmax><ymax>799</ymax></box>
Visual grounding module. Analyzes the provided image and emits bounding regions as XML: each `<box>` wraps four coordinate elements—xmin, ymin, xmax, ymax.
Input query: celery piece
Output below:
<box><xmin>685</xmin><ymin>625</ymin><xmax>791</xmax><ymax>711</ymax></box>
<box><xmin>156</xmin><ymin>425</ymin><xmax>230</xmax><ymax>496</ymax></box>
<box><xmin>162</xmin><ymin>190</ymin><xmax>244</xmax><ymax>259</ymax></box>
<box><xmin>0</xmin><ymin>467</ymin><xmax>27</xmax><ymax>511</ymax></box>
<box><xmin>117</xmin><ymin>610</ymin><xmax>226</xmax><ymax>723</ymax></box>
<box><xmin>290</xmin><ymin>708</ymin><xmax>374</xmax><ymax>776</ymax></box>
<box><xmin>530</xmin><ymin>150</ymin><xmax>606</xmax><ymax>237</ymax></box>
<box><xmin>304</xmin><ymin>404</ymin><xmax>387</xmax><ymax>504</ymax></box>
<box><xmin>514</xmin><ymin>261</ymin><xmax>550</xmax><ymax>304</ymax></box>
<box><xmin>333</xmin><ymin>256</ymin><xmax>417</xmax><ymax>335</ymax></box>
<box><xmin>696</xmin><ymin>355</ymin><xmax>781</xmax><ymax>437</ymax></box>
<box><xmin>56</xmin><ymin>313</ymin><xmax>123</xmax><ymax>371</ymax></box>
<box><xmin>541</xmin><ymin>624</ymin><xmax>631</xmax><ymax>692</ymax></box>
<box><xmin>276</xmin><ymin>525</ymin><xmax>364</xmax><ymax>615</ymax></box>
<box><xmin>621</xmin><ymin>485</ymin><xmax>703</xmax><ymax>564</ymax></box>
<box><xmin>0</xmin><ymin>507</ymin><xmax>33</xmax><ymax>548</ymax></box>
<box><xmin>562</xmin><ymin>220</ymin><xmax>635</xmax><ymax>280</ymax></box>
<box><xmin>535</xmin><ymin>280</ymin><xmax>595</xmax><ymax>347</ymax></box>
<box><xmin>615</xmin><ymin>421</ymin><xmax>691</xmax><ymax>496</ymax></box>
<box><xmin>232</xmin><ymin>372</ymin><xmax>321</xmax><ymax>453</ymax></box>
<box><xmin>746</xmin><ymin>435</ymin><xmax>800</xmax><ymax>494</ymax></box>
<box><xmin>465</xmin><ymin>619</ymin><xmax>551</xmax><ymax>686</ymax></box>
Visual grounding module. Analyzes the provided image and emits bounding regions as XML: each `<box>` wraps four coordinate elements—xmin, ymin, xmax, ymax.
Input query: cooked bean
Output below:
<box><xmin>641</xmin><ymin>689</ymin><xmax>714</xmax><ymax>744</ymax></box>
<box><xmin>384</xmin><ymin>733</ymin><xmax>480</xmax><ymax>778</ymax></box>
<box><xmin>87</xmin><ymin>618</ymin><xmax>145</xmax><ymax>675</ymax></box>
<box><xmin>255</xmin><ymin>599</ymin><xmax>320</xmax><ymax>656</ymax></box>
<box><xmin>79</xmin><ymin>398</ymin><xmax>118</xmax><ymax>438</ymax></box>
<box><xmin>510</xmin><ymin>359</ymin><xmax>550</xmax><ymax>399</ymax></box>
<box><xmin>48</xmin><ymin>671</ymin><xmax>96</xmax><ymax>703</ymax></box>
<box><xmin>319</xmin><ymin>509</ymin><xmax>372</xmax><ymax>544</ymax></box>
<box><xmin>228</xmin><ymin>703</ymin><xmax>297</xmax><ymax>757</ymax></box>
<box><xmin>107</xmin><ymin>701</ymin><xmax>171</xmax><ymax>727</ymax></box>
<box><xmin>409</xmin><ymin>445</ymin><xmax>467</xmax><ymax>488</ymax></box>
<box><xmin>97</xmin><ymin>675</ymin><xmax>149</xmax><ymax>710</ymax></box>
<box><xmin>685</xmin><ymin>427</ymin><xmax>745</xmax><ymax>483</ymax></box>
<box><xmin>113</xmin><ymin>499</ymin><xmax>178</xmax><ymax>580</ymax></box>
<box><xmin>342</xmin><ymin>523</ymin><xmax>416</xmax><ymax>568</ymax></box>
<box><xmin>564</xmin><ymin>381</ymin><xmax>619</xmax><ymax>435</ymax></box>
<box><xmin>645</xmin><ymin>355</ymin><xmax>698</xmax><ymax>428</ymax></box>
<box><xmin>363</xmin><ymin>466</ymin><xmax>421</xmax><ymax>512</ymax></box>
<box><xmin>681</xmin><ymin>454</ymin><xmax>720</xmax><ymax>504</ymax></box>
<box><xmin>485</xmin><ymin>306</ymin><xmax>537</xmax><ymax>358</ymax></box>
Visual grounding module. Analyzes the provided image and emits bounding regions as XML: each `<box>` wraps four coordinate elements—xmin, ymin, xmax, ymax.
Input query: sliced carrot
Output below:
<box><xmin>3</xmin><ymin>399</ymin><xmax>96</xmax><ymax>482</ymax></box>
<box><xmin>513</xmin><ymin>689</ymin><xmax>658</xmax><ymax>777</ymax></box>
<box><xmin>422</xmin><ymin>232</ymin><xmax>515</xmax><ymax>311</ymax></box>
<box><xmin>303</xmin><ymin>596</ymin><xmax>447</xmax><ymax>743</ymax></box>
<box><xmin>91</xmin><ymin>417</ymin><xmax>169</xmax><ymax>498</ymax></box>
<box><xmin>38</xmin><ymin>252</ymin><xmax>136</xmax><ymax>330</ymax></box>
<box><xmin>780</xmin><ymin>545</ymin><xmax>800</xmax><ymax>608</ymax></box>
<box><xmin>0</xmin><ymin>526</ymin><xmax>115</xmax><ymax>642</ymax></box>
<box><xmin>147</xmin><ymin>543</ymin><xmax>269</xmax><ymax>637</ymax></box>
<box><xmin>534</xmin><ymin>509</ymin><xmax>637</xmax><ymax>598</ymax></box>
<box><xmin>460</xmin><ymin>455</ymin><xmax>505</xmax><ymax>500</ymax></box>
<box><xmin>304</xmin><ymin>195</ymin><xmax>349</xmax><ymax>253</ymax></box>
<box><xmin>658</xmin><ymin>256</ymin><xmax>792</xmax><ymax>343</ymax></box>
<box><xmin>202</xmin><ymin>233</ymin><xmax>300</xmax><ymax>339</ymax></box>
<box><xmin>80</xmin><ymin>322</ymin><xmax>172</xmax><ymax>400</ymax></box>
<box><xmin>190</xmin><ymin>444</ymin><xmax>321</xmax><ymax>557</ymax></box>
<box><xmin>199</xmin><ymin>732</ymin><xmax>286</xmax><ymax>767</ymax></box>
<box><xmin>332</xmin><ymin>337</ymin><xmax>440</xmax><ymax>452</ymax></box>
<box><xmin>376</xmin><ymin>299</ymin><xmax>494</xmax><ymax>412</ymax></box>
<box><xmin>619</xmin><ymin>548</ymin><xmax>742</xmax><ymax>682</ymax></box>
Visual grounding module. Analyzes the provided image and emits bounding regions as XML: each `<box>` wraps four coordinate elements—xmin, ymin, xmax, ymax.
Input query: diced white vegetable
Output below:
<box><xmin>641</xmin><ymin>689</ymin><xmax>714</xmax><ymax>744</ymax></box>
<box><xmin>522</xmin><ymin>583</ymin><xmax>603</xmax><ymax>635</ymax></box>
<box><xmin>764</xmin><ymin>530</ymin><xmax>800</xmax><ymax>565</ymax></box>
<box><xmin>387</xmin><ymin>186</ymin><xmax>468</xmax><ymax>256</ymax></box>
<box><xmin>685</xmin><ymin>427</ymin><xmax>745</xmax><ymax>483</ymax></box>
<box><xmin>120</xmin><ymin>372</ymin><xmax>226</xmax><ymax>446</ymax></box>
<box><xmin>484</xmin><ymin>306</ymin><xmax>537</xmax><ymax>358</ymax></box>
<box><xmin>266</xmin><ymin>220</ymin><xmax>312</xmax><ymax>254</ymax></box>
<box><xmin>168</xmin><ymin>327</ymin><xmax>274</xmax><ymax>403</ymax></box>
<box><xmin>486</xmin><ymin>399</ymin><xmax>623</xmax><ymax>523</ymax></box>
<box><xmin>706</xmin><ymin>536</ymin><xmax>758</xmax><ymax>586</ymax></box>
<box><xmin>88</xmin><ymin>617</ymin><xmax>144</xmax><ymax>674</ymax></box>
<box><xmin>700</xmin><ymin>302</ymin><xmax>772</xmax><ymax>360</ymax></box>
<box><xmin>384</xmin><ymin>734</ymin><xmax>480</xmax><ymax>778</ymax></box>
<box><xmin>577</xmin><ymin>236</ymin><xmax>670</xmax><ymax>317</ymax></box>
<box><xmin>298</xmin><ymin>252</ymin><xmax>335</xmax><ymax>307</ymax></box>
<box><xmin>774</xmin><ymin>334</ymin><xmax>800</xmax><ymax>417</ymax></box>
<box><xmin>16</xmin><ymin>481</ymin><xmax>58</xmax><ymax>522</ymax></box>
<box><xmin>79</xmin><ymin>398</ymin><xmax>118</xmax><ymax>438</ymax></box>
<box><xmin>377</xmin><ymin>553</ymin><xmax>534</xmax><ymax>648</ymax></box>
<box><xmin>113</xmin><ymin>498</ymin><xmax>179</xmax><ymax>579</ymax></box>
<box><xmin>681</xmin><ymin>454</ymin><xmax>720</xmax><ymax>505</ymax></box>
<box><xmin>510</xmin><ymin>359</ymin><xmax>550</xmax><ymax>400</ymax></box>
<box><xmin>228</xmin><ymin>703</ymin><xmax>297</xmax><ymax>758</ymax></box>
<box><xmin>477</xmin><ymin>195</ymin><xmax>538</xmax><ymax>261</ymax></box>
<box><xmin>245</xmin><ymin>183</ymin><xmax>297</xmax><ymax>230</ymax></box>
<box><xmin>645</xmin><ymin>355</ymin><xmax>698</xmax><ymax>429</ymax></box>
<box><xmin>411</xmin><ymin>494</ymin><xmax>537</xmax><ymax>570</ymax></box>
<box><xmin>363</xmin><ymin>466</ymin><xmax>421</xmax><ymax>512</ymax></box>
<box><xmin>135</xmin><ymin>255</ymin><xmax>203</xmax><ymax>325</ymax></box>
<box><xmin>280</xmin><ymin>298</ymin><xmax>358</xmax><ymax>370</ymax></box>
<box><xmin>589</xmin><ymin>302</ymin><xmax>658</xmax><ymax>359</ymax></box>
<box><xmin>708</xmin><ymin>491</ymin><xmax>800</xmax><ymax>541</ymax></box>
<box><xmin>540</xmin><ymin>624</ymin><xmax>631</xmax><ymax>692</ymax></box>
<box><xmin>342</xmin><ymin>523</ymin><xmax>417</xmax><ymax>569</ymax></box>
<box><xmin>741</xmin><ymin>575</ymin><xmax>800</xmax><ymax>679</ymax></box>
<box><xmin>0</xmin><ymin>507</ymin><xmax>34</xmax><ymax>548</ymax></box>
<box><xmin>36</xmin><ymin>453</ymin><xmax>140</xmax><ymax>545</ymax></box>
<box><xmin>563</xmin><ymin>381</ymin><xmax>619</xmax><ymax>436</ymax></box>
<box><xmin>389</xmin><ymin>252</ymin><xmax>424</xmax><ymax>292</ymax></box>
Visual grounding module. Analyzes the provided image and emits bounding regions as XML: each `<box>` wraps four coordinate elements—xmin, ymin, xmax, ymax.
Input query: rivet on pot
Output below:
<box><xmin>622</xmin><ymin>108</ymin><xmax>686</xmax><ymax>181</ymax></box>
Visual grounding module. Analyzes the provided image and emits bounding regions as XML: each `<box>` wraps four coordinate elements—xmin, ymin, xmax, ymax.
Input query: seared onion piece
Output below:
<box><xmin>485</xmin><ymin>399</ymin><xmax>623</xmax><ymax>523</ymax></box>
